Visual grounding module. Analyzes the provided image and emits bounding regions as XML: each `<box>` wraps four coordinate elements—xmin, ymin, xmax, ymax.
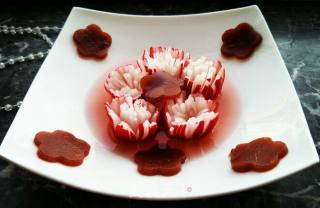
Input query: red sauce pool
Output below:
<box><xmin>86</xmin><ymin>73</ymin><xmax>240</xmax><ymax>161</ymax></box>
<box><xmin>221</xmin><ymin>23</ymin><xmax>262</xmax><ymax>59</ymax></box>
<box><xmin>73</xmin><ymin>24</ymin><xmax>112</xmax><ymax>60</ymax></box>
<box><xmin>34</xmin><ymin>130</ymin><xmax>90</xmax><ymax>166</ymax></box>
<box><xmin>230</xmin><ymin>137</ymin><xmax>288</xmax><ymax>172</ymax></box>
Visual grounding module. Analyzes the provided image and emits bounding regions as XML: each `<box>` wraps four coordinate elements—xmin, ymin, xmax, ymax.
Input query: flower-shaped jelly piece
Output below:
<box><xmin>230</xmin><ymin>137</ymin><xmax>288</xmax><ymax>172</ymax></box>
<box><xmin>34</xmin><ymin>130</ymin><xmax>90</xmax><ymax>166</ymax></box>
<box><xmin>140</xmin><ymin>71</ymin><xmax>182</xmax><ymax>104</ymax></box>
<box><xmin>73</xmin><ymin>24</ymin><xmax>112</xmax><ymax>59</ymax></box>
<box><xmin>221</xmin><ymin>23</ymin><xmax>262</xmax><ymax>59</ymax></box>
<box><xmin>134</xmin><ymin>145</ymin><xmax>186</xmax><ymax>176</ymax></box>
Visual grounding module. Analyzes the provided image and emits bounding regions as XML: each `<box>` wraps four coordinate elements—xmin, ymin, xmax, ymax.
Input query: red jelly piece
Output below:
<box><xmin>230</xmin><ymin>137</ymin><xmax>288</xmax><ymax>172</ymax></box>
<box><xmin>221</xmin><ymin>23</ymin><xmax>262</xmax><ymax>59</ymax></box>
<box><xmin>34</xmin><ymin>130</ymin><xmax>90</xmax><ymax>166</ymax></box>
<box><xmin>140</xmin><ymin>71</ymin><xmax>182</xmax><ymax>104</ymax></box>
<box><xmin>134</xmin><ymin>145</ymin><xmax>186</xmax><ymax>176</ymax></box>
<box><xmin>73</xmin><ymin>24</ymin><xmax>112</xmax><ymax>59</ymax></box>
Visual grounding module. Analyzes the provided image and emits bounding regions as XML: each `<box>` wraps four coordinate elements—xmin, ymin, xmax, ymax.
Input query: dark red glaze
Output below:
<box><xmin>230</xmin><ymin>137</ymin><xmax>288</xmax><ymax>172</ymax></box>
<box><xmin>221</xmin><ymin>23</ymin><xmax>262</xmax><ymax>59</ymax></box>
<box><xmin>73</xmin><ymin>24</ymin><xmax>112</xmax><ymax>59</ymax></box>
<box><xmin>34</xmin><ymin>130</ymin><xmax>90</xmax><ymax>166</ymax></box>
<box><xmin>140</xmin><ymin>71</ymin><xmax>182</xmax><ymax>104</ymax></box>
<box><xmin>134</xmin><ymin>145</ymin><xmax>186</xmax><ymax>176</ymax></box>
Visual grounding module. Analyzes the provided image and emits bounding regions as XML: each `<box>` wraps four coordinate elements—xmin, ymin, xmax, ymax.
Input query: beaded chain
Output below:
<box><xmin>0</xmin><ymin>25</ymin><xmax>61</xmax><ymax>112</ymax></box>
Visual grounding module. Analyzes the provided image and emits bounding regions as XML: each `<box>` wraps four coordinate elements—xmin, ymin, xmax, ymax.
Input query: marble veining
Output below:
<box><xmin>0</xmin><ymin>164</ymin><xmax>15</xmax><ymax>178</ymax></box>
<box><xmin>0</xmin><ymin>3</ymin><xmax>319</xmax><ymax>208</ymax></box>
<box><xmin>260</xmin><ymin>185</ymin><xmax>320</xmax><ymax>202</ymax></box>
<box><xmin>0</xmin><ymin>18</ymin><xmax>12</xmax><ymax>25</ymax></box>
<box><xmin>15</xmin><ymin>42</ymin><xmax>29</xmax><ymax>53</ymax></box>
<box><xmin>301</xmin><ymin>102</ymin><xmax>320</xmax><ymax>117</ymax></box>
<box><xmin>291</xmin><ymin>61</ymin><xmax>306</xmax><ymax>81</ymax></box>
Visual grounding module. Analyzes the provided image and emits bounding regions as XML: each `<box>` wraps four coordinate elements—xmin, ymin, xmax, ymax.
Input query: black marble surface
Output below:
<box><xmin>0</xmin><ymin>2</ymin><xmax>320</xmax><ymax>207</ymax></box>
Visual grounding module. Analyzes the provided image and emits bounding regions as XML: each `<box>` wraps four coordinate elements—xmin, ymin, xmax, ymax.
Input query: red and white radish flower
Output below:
<box><xmin>165</xmin><ymin>94</ymin><xmax>219</xmax><ymax>140</ymax></box>
<box><xmin>105</xmin><ymin>96</ymin><xmax>159</xmax><ymax>141</ymax></box>
<box><xmin>138</xmin><ymin>47</ymin><xmax>190</xmax><ymax>77</ymax></box>
<box><xmin>105</xmin><ymin>64</ymin><xmax>147</xmax><ymax>99</ymax></box>
<box><xmin>105</xmin><ymin>47</ymin><xmax>225</xmax><ymax>141</ymax></box>
<box><xmin>183</xmin><ymin>57</ymin><xmax>225</xmax><ymax>100</ymax></box>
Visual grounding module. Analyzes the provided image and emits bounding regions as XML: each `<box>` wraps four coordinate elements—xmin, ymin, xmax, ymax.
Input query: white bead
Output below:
<box><xmin>25</xmin><ymin>27</ymin><xmax>32</xmax><ymax>33</ymax></box>
<box><xmin>43</xmin><ymin>26</ymin><xmax>49</xmax><ymax>31</ymax></box>
<box><xmin>3</xmin><ymin>29</ymin><xmax>8</xmax><ymax>34</ymax></box>
<box><xmin>4</xmin><ymin>104</ymin><xmax>13</xmax><ymax>111</ymax></box>
<box><xmin>17</xmin><ymin>56</ymin><xmax>25</xmax><ymax>62</ymax></box>
<box><xmin>2</xmin><ymin>25</ymin><xmax>8</xmax><ymax>29</ymax></box>
<box><xmin>8</xmin><ymin>59</ymin><xmax>15</xmax><ymax>64</ymax></box>
<box><xmin>16</xmin><ymin>101</ymin><xmax>23</xmax><ymax>107</ymax></box>
<box><xmin>10</xmin><ymin>30</ymin><xmax>16</xmax><ymax>35</ymax></box>
<box><xmin>9</xmin><ymin>26</ymin><xmax>15</xmax><ymax>30</ymax></box>
<box><xmin>36</xmin><ymin>52</ymin><xmax>44</xmax><ymax>58</ymax></box>
<box><xmin>53</xmin><ymin>26</ymin><xmax>59</xmax><ymax>32</ymax></box>
<box><xmin>33</xmin><ymin>26</ymin><xmax>41</xmax><ymax>34</ymax></box>
<box><xmin>0</xmin><ymin>63</ymin><xmax>5</xmax><ymax>69</ymax></box>
<box><xmin>27</xmin><ymin>54</ymin><xmax>35</xmax><ymax>60</ymax></box>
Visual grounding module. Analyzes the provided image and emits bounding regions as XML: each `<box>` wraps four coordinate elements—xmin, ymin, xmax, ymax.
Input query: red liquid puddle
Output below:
<box><xmin>86</xmin><ymin>74</ymin><xmax>240</xmax><ymax>160</ymax></box>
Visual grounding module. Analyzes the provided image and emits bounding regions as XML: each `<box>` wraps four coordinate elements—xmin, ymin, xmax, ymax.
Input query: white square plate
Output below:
<box><xmin>1</xmin><ymin>5</ymin><xmax>318</xmax><ymax>200</ymax></box>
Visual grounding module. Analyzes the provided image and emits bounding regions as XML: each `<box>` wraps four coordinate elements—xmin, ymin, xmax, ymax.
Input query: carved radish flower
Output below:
<box><xmin>106</xmin><ymin>97</ymin><xmax>159</xmax><ymax>141</ymax></box>
<box><xmin>104</xmin><ymin>47</ymin><xmax>225</xmax><ymax>141</ymax></box>
<box><xmin>165</xmin><ymin>94</ymin><xmax>219</xmax><ymax>140</ymax></box>
<box><xmin>138</xmin><ymin>47</ymin><xmax>190</xmax><ymax>77</ymax></box>
<box><xmin>183</xmin><ymin>57</ymin><xmax>225</xmax><ymax>99</ymax></box>
<box><xmin>105</xmin><ymin>64</ymin><xmax>147</xmax><ymax>99</ymax></box>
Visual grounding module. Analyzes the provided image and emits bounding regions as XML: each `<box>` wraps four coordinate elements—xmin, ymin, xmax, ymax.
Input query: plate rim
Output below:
<box><xmin>71</xmin><ymin>5</ymin><xmax>259</xmax><ymax>18</ymax></box>
<box><xmin>0</xmin><ymin>150</ymin><xmax>318</xmax><ymax>201</ymax></box>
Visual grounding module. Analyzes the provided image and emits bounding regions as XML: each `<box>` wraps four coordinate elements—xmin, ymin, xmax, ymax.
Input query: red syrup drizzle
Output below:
<box><xmin>86</xmin><ymin>74</ymin><xmax>240</xmax><ymax>161</ymax></box>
